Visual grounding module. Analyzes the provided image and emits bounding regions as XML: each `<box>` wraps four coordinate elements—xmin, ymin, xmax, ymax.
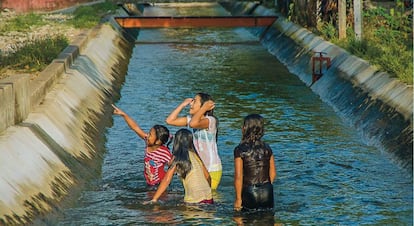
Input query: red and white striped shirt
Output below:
<box><xmin>144</xmin><ymin>145</ymin><xmax>172</xmax><ymax>186</ymax></box>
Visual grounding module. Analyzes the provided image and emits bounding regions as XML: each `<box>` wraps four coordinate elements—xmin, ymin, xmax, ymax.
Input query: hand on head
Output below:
<box><xmin>202</xmin><ymin>100</ymin><xmax>215</xmax><ymax>111</ymax></box>
<box><xmin>182</xmin><ymin>98</ymin><xmax>193</xmax><ymax>106</ymax></box>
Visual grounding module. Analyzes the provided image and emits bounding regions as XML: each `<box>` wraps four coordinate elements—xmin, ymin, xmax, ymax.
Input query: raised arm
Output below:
<box><xmin>149</xmin><ymin>164</ymin><xmax>176</xmax><ymax>202</ymax></box>
<box><xmin>189</xmin><ymin>100</ymin><xmax>215</xmax><ymax>129</ymax></box>
<box><xmin>234</xmin><ymin>157</ymin><xmax>243</xmax><ymax>211</ymax></box>
<box><xmin>112</xmin><ymin>104</ymin><xmax>146</xmax><ymax>140</ymax></box>
<box><xmin>165</xmin><ymin>98</ymin><xmax>193</xmax><ymax>126</ymax></box>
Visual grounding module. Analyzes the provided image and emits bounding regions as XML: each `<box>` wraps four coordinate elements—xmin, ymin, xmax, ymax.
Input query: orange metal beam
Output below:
<box><xmin>114</xmin><ymin>16</ymin><xmax>277</xmax><ymax>28</ymax></box>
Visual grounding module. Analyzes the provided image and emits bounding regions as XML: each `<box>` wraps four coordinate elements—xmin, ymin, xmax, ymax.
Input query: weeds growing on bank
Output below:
<box><xmin>0</xmin><ymin>1</ymin><xmax>118</xmax><ymax>75</ymax></box>
<box><xmin>67</xmin><ymin>1</ymin><xmax>119</xmax><ymax>28</ymax></box>
<box><xmin>0</xmin><ymin>1</ymin><xmax>412</xmax><ymax>85</ymax></box>
<box><xmin>0</xmin><ymin>13</ymin><xmax>45</xmax><ymax>33</ymax></box>
<box><xmin>318</xmin><ymin>5</ymin><xmax>413</xmax><ymax>85</ymax></box>
<box><xmin>0</xmin><ymin>35</ymin><xmax>68</xmax><ymax>71</ymax></box>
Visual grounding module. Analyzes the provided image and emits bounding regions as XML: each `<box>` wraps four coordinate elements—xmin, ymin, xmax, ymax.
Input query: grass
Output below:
<box><xmin>268</xmin><ymin>0</ymin><xmax>412</xmax><ymax>84</ymax></box>
<box><xmin>0</xmin><ymin>13</ymin><xmax>45</xmax><ymax>33</ymax></box>
<box><xmin>0</xmin><ymin>35</ymin><xmax>69</xmax><ymax>71</ymax></box>
<box><xmin>305</xmin><ymin>2</ymin><xmax>412</xmax><ymax>85</ymax></box>
<box><xmin>0</xmin><ymin>1</ymin><xmax>119</xmax><ymax>76</ymax></box>
<box><xmin>1</xmin><ymin>1</ymin><xmax>412</xmax><ymax>85</ymax></box>
<box><xmin>66</xmin><ymin>1</ymin><xmax>119</xmax><ymax>28</ymax></box>
<box><xmin>320</xmin><ymin>5</ymin><xmax>412</xmax><ymax>85</ymax></box>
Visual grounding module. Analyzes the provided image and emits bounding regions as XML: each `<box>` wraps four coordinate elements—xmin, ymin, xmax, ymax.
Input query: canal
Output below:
<box><xmin>43</xmin><ymin>3</ymin><xmax>412</xmax><ymax>225</ymax></box>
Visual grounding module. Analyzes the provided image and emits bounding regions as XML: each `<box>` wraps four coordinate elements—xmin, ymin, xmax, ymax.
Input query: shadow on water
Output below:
<box><xmin>233</xmin><ymin>211</ymin><xmax>280</xmax><ymax>226</ymax></box>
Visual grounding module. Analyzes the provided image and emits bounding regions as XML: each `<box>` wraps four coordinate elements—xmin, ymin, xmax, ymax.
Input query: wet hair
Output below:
<box><xmin>152</xmin><ymin>125</ymin><xmax>172</xmax><ymax>147</ymax></box>
<box><xmin>171</xmin><ymin>129</ymin><xmax>197</xmax><ymax>179</ymax></box>
<box><xmin>241</xmin><ymin>114</ymin><xmax>265</xmax><ymax>144</ymax></box>
<box><xmin>196</xmin><ymin>92</ymin><xmax>215</xmax><ymax>117</ymax></box>
<box><xmin>195</xmin><ymin>92</ymin><xmax>219</xmax><ymax>141</ymax></box>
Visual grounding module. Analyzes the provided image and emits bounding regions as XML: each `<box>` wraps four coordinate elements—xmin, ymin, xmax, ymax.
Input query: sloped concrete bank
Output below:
<box><xmin>220</xmin><ymin>1</ymin><xmax>413</xmax><ymax>172</ymax></box>
<box><xmin>0</xmin><ymin>16</ymin><xmax>136</xmax><ymax>225</ymax></box>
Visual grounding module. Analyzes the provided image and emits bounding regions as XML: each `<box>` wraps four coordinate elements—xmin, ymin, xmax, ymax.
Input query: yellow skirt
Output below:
<box><xmin>209</xmin><ymin>170</ymin><xmax>222</xmax><ymax>190</ymax></box>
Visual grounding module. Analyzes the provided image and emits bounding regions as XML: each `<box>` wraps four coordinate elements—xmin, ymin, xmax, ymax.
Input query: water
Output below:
<box><xmin>48</xmin><ymin>3</ymin><xmax>412</xmax><ymax>225</ymax></box>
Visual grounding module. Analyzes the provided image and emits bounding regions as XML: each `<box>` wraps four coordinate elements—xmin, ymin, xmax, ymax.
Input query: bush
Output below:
<box><xmin>323</xmin><ymin>6</ymin><xmax>413</xmax><ymax>84</ymax></box>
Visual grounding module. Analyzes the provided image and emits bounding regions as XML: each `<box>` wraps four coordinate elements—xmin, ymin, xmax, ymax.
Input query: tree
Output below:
<box><xmin>338</xmin><ymin>0</ymin><xmax>346</xmax><ymax>39</ymax></box>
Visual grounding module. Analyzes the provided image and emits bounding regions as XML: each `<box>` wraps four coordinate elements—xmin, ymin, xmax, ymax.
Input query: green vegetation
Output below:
<box><xmin>0</xmin><ymin>1</ymin><xmax>118</xmax><ymax>76</ymax></box>
<box><xmin>1</xmin><ymin>1</ymin><xmax>411</xmax><ymax>84</ymax></box>
<box><xmin>270</xmin><ymin>0</ymin><xmax>413</xmax><ymax>84</ymax></box>
<box><xmin>66</xmin><ymin>1</ymin><xmax>119</xmax><ymax>28</ymax></box>
<box><xmin>318</xmin><ymin>5</ymin><xmax>412</xmax><ymax>84</ymax></box>
<box><xmin>0</xmin><ymin>13</ymin><xmax>45</xmax><ymax>33</ymax></box>
<box><xmin>0</xmin><ymin>35</ymin><xmax>68</xmax><ymax>71</ymax></box>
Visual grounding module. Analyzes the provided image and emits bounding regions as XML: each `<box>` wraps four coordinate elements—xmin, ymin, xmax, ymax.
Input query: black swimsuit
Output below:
<box><xmin>242</xmin><ymin>182</ymin><xmax>274</xmax><ymax>210</ymax></box>
<box><xmin>234</xmin><ymin>142</ymin><xmax>274</xmax><ymax>210</ymax></box>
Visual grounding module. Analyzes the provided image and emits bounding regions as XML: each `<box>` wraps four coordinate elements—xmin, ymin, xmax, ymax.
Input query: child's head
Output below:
<box><xmin>148</xmin><ymin>125</ymin><xmax>171</xmax><ymax>147</ymax></box>
<box><xmin>172</xmin><ymin>129</ymin><xmax>196</xmax><ymax>178</ymax></box>
<box><xmin>172</xmin><ymin>128</ymin><xmax>196</xmax><ymax>155</ymax></box>
<box><xmin>190</xmin><ymin>93</ymin><xmax>214</xmax><ymax>116</ymax></box>
<box><xmin>242</xmin><ymin>114</ymin><xmax>265</xmax><ymax>143</ymax></box>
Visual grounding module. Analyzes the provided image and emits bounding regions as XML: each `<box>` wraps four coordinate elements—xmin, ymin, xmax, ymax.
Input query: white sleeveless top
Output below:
<box><xmin>187</xmin><ymin>115</ymin><xmax>222</xmax><ymax>172</ymax></box>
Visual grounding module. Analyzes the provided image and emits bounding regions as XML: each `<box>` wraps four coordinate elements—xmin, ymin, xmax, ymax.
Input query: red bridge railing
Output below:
<box><xmin>114</xmin><ymin>16</ymin><xmax>278</xmax><ymax>28</ymax></box>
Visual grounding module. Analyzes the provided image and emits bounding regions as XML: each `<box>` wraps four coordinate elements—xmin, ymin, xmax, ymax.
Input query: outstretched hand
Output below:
<box><xmin>112</xmin><ymin>104</ymin><xmax>125</xmax><ymax>116</ymax></box>
<box><xmin>142</xmin><ymin>199</ymin><xmax>158</xmax><ymax>205</ymax></box>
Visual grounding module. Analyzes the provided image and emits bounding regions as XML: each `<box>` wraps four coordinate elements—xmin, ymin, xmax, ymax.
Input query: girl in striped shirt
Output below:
<box><xmin>112</xmin><ymin>104</ymin><xmax>172</xmax><ymax>187</ymax></box>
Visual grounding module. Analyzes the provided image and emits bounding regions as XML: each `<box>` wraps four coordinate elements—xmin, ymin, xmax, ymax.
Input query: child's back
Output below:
<box><xmin>182</xmin><ymin>151</ymin><xmax>212</xmax><ymax>203</ymax></box>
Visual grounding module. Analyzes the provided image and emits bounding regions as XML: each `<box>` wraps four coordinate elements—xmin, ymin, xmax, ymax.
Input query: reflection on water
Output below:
<box><xmin>43</xmin><ymin>3</ymin><xmax>412</xmax><ymax>225</ymax></box>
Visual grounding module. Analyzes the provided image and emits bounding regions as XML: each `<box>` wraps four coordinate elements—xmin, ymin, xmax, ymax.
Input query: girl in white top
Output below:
<box><xmin>165</xmin><ymin>93</ymin><xmax>222</xmax><ymax>190</ymax></box>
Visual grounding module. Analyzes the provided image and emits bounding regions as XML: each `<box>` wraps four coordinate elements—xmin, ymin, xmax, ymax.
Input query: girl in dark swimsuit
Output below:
<box><xmin>233</xmin><ymin>114</ymin><xmax>277</xmax><ymax>211</ymax></box>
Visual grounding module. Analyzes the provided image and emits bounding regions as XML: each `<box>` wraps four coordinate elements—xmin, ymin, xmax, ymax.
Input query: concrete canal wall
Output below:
<box><xmin>0</xmin><ymin>10</ymin><xmax>135</xmax><ymax>224</ymax></box>
<box><xmin>0</xmin><ymin>1</ymin><xmax>412</xmax><ymax>224</ymax></box>
<box><xmin>220</xmin><ymin>1</ymin><xmax>413</xmax><ymax>171</ymax></box>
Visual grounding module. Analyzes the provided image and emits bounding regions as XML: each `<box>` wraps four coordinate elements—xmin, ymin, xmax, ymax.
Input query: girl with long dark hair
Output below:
<box><xmin>233</xmin><ymin>114</ymin><xmax>276</xmax><ymax>211</ymax></box>
<box><xmin>145</xmin><ymin>129</ymin><xmax>213</xmax><ymax>204</ymax></box>
<box><xmin>165</xmin><ymin>93</ymin><xmax>222</xmax><ymax>190</ymax></box>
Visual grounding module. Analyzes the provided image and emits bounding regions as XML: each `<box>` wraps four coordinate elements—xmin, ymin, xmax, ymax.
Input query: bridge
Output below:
<box><xmin>114</xmin><ymin>16</ymin><xmax>278</xmax><ymax>28</ymax></box>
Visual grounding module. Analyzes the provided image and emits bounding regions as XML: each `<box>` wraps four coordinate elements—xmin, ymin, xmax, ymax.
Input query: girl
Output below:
<box><xmin>145</xmin><ymin>129</ymin><xmax>213</xmax><ymax>204</ymax></box>
<box><xmin>112</xmin><ymin>104</ymin><xmax>172</xmax><ymax>187</ymax></box>
<box><xmin>233</xmin><ymin>114</ymin><xmax>276</xmax><ymax>211</ymax></box>
<box><xmin>165</xmin><ymin>93</ymin><xmax>222</xmax><ymax>190</ymax></box>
